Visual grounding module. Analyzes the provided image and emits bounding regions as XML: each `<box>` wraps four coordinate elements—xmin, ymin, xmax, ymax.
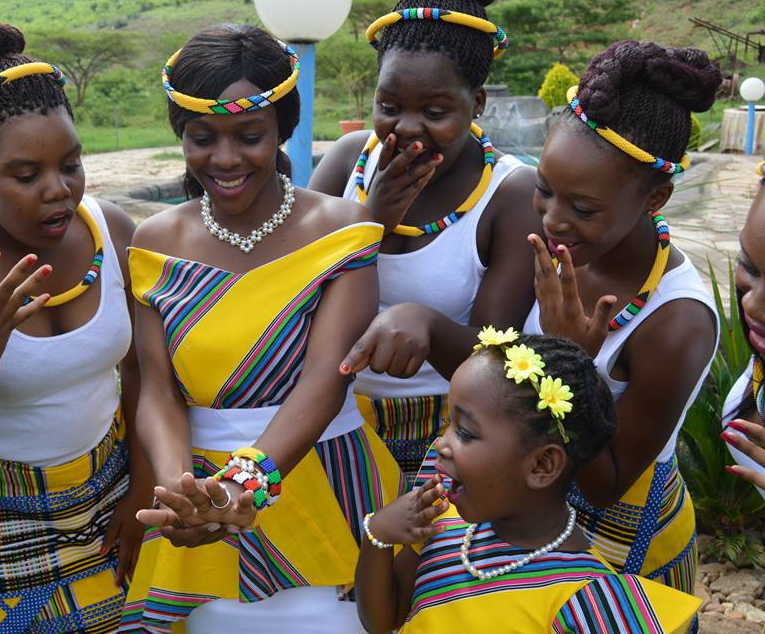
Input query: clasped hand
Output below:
<box><xmin>135</xmin><ymin>472</ymin><xmax>257</xmax><ymax>547</ymax></box>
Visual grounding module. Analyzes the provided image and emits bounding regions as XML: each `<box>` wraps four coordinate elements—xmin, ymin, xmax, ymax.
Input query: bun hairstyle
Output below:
<box><xmin>565</xmin><ymin>40</ymin><xmax>720</xmax><ymax>178</ymax></box>
<box><xmin>377</xmin><ymin>0</ymin><xmax>497</xmax><ymax>89</ymax></box>
<box><xmin>0</xmin><ymin>24</ymin><xmax>72</xmax><ymax>125</ymax></box>
<box><xmin>167</xmin><ymin>24</ymin><xmax>300</xmax><ymax>197</ymax></box>
<box><xmin>477</xmin><ymin>334</ymin><xmax>617</xmax><ymax>472</ymax></box>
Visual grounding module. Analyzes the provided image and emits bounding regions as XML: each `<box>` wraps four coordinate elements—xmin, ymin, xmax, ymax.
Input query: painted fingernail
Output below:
<box><xmin>725</xmin><ymin>465</ymin><xmax>742</xmax><ymax>475</ymax></box>
<box><xmin>720</xmin><ymin>431</ymin><xmax>739</xmax><ymax>444</ymax></box>
<box><xmin>433</xmin><ymin>153</ymin><xmax>443</xmax><ymax>161</ymax></box>
<box><xmin>726</xmin><ymin>420</ymin><xmax>747</xmax><ymax>432</ymax></box>
<box><xmin>40</xmin><ymin>266</ymin><xmax>52</xmax><ymax>277</ymax></box>
<box><xmin>340</xmin><ymin>363</ymin><xmax>350</xmax><ymax>374</ymax></box>
<box><xmin>412</xmin><ymin>142</ymin><xmax>422</xmax><ymax>151</ymax></box>
<box><xmin>207</xmin><ymin>523</ymin><xmax>221</xmax><ymax>532</ymax></box>
<box><xmin>26</xmin><ymin>254</ymin><xmax>37</xmax><ymax>265</ymax></box>
<box><xmin>387</xmin><ymin>134</ymin><xmax>395</xmax><ymax>143</ymax></box>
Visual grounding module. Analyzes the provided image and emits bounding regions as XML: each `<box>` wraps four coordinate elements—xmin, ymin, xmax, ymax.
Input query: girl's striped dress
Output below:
<box><xmin>119</xmin><ymin>222</ymin><xmax>405</xmax><ymax>632</ymax></box>
<box><xmin>401</xmin><ymin>506</ymin><xmax>701</xmax><ymax>633</ymax></box>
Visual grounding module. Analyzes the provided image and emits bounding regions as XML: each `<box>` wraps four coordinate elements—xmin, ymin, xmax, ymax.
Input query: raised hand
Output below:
<box><xmin>365</xmin><ymin>134</ymin><xmax>442</xmax><ymax>234</ymax></box>
<box><xmin>528</xmin><ymin>234</ymin><xmax>615</xmax><ymax>358</ymax></box>
<box><xmin>365</xmin><ymin>474</ymin><xmax>449</xmax><ymax>547</ymax></box>
<box><xmin>339</xmin><ymin>303</ymin><xmax>432</xmax><ymax>378</ymax></box>
<box><xmin>722</xmin><ymin>419</ymin><xmax>765</xmax><ymax>491</ymax></box>
<box><xmin>0</xmin><ymin>253</ymin><xmax>51</xmax><ymax>359</ymax></box>
<box><xmin>136</xmin><ymin>473</ymin><xmax>257</xmax><ymax>540</ymax></box>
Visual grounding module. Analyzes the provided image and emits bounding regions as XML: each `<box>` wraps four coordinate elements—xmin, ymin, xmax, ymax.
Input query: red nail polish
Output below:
<box><xmin>340</xmin><ymin>363</ymin><xmax>350</xmax><ymax>373</ymax></box>
<box><xmin>727</xmin><ymin>420</ymin><xmax>748</xmax><ymax>432</ymax></box>
<box><xmin>721</xmin><ymin>431</ymin><xmax>739</xmax><ymax>443</ymax></box>
<box><xmin>26</xmin><ymin>254</ymin><xmax>37</xmax><ymax>265</ymax></box>
<box><xmin>412</xmin><ymin>142</ymin><xmax>422</xmax><ymax>151</ymax></box>
<box><xmin>725</xmin><ymin>465</ymin><xmax>741</xmax><ymax>475</ymax></box>
<box><xmin>41</xmin><ymin>266</ymin><xmax>52</xmax><ymax>277</ymax></box>
<box><xmin>433</xmin><ymin>153</ymin><xmax>443</xmax><ymax>161</ymax></box>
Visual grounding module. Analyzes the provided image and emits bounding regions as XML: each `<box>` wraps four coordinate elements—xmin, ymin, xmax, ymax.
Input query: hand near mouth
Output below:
<box><xmin>364</xmin><ymin>474</ymin><xmax>450</xmax><ymax>547</ymax></box>
<box><xmin>365</xmin><ymin>133</ymin><xmax>443</xmax><ymax>234</ymax></box>
<box><xmin>723</xmin><ymin>419</ymin><xmax>765</xmax><ymax>491</ymax></box>
<box><xmin>528</xmin><ymin>233</ymin><xmax>615</xmax><ymax>358</ymax></box>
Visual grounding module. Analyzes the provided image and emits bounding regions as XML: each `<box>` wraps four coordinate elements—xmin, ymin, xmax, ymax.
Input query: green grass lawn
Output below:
<box><xmin>77</xmin><ymin>121</ymin><xmax>177</xmax><ymax>154</ymax></box>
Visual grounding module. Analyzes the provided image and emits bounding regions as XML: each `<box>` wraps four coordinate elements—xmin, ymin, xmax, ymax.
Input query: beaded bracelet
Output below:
<box><xmin>213</xmin><ymin>447</ymin><xmax>282</xmax><ymax>510</ymax></box>
<box><xmin>363</xmin><ymin>513</ymin><xmax>394</xmax><ymax>549</ymax></box>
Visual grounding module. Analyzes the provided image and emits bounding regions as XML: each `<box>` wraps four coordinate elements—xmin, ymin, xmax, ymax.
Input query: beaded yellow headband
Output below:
<box><xmin>565</xmin><ymin>85</ymin><xmax>690</xmax><ymax>175</ymax></box>
<box><xmin>756</xmin><ymin>160</ymin><xmax>765</xmax><ymax>178</ymax></box>
<box><xmin>162</xmin><ymin>42</ymin><xmax>300</xmax><ymax>115</ymax></box>
<box><xmin>0</xmin><ymin>62</ymin><xmax>67</xmax><ymax>87</ymax></box>
<box><xmin>473</xmin><ymin>327</ymin><xmax>574</xmax><ymax>442</ymax></box>
<box><xmin>367</xmin><ymin>7</ymin><xmax>508</xmax><ymax>60</ymax></box>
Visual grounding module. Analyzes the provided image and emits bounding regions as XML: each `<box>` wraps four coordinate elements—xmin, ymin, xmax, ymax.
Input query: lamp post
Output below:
<box><xmin>739</xmin><ymin>77</ymin><xmax>765</xmax><ymax>156</ymax></box>
<box><xmin>254</xmin><ymin>0</ymin><xmax>352</xmax><ymax>187</ymax></box>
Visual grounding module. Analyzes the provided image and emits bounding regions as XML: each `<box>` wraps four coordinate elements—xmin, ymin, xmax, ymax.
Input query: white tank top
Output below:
<box><xmin>722</xmin><ymin>356</ymin><xmax>765</xmax><ymax>498</ymax></box>
<box><xmin>524</xmin><ymin>252</ymin><xmax>719</xmax><ymax>463</ymax></box>
<box><xmin>342</xmin><ymin>135</ymin><xmax>526</xmax><ymax>398</ymax></box>
<box><xmin>0</xmin><ymin>196</ymin><xmax>132</xmax><ymax>466</ymax></box>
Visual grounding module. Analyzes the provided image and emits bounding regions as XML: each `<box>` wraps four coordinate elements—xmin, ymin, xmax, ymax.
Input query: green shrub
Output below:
<box><xmin>687</xmin><ymin>113</ymin><xmax>701</xmax><ymax>151</ymax></box>
<box><xmin>537</xmin><ymin>63</ymin><xmax>580</xmax><ymax>110</ymax></box>
<box><xmin>678</xmin><ymin>259</ymin><xmax>765</xmax><ymax>566</ymax></box>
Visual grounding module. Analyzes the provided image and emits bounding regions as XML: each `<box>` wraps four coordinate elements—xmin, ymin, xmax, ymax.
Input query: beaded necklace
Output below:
<box><xmin>607</xmin><ymin>210</ymin><xmax>670</xmax><ymax>331</ymax></box>
<box><xmin>754</xmin><ymin>357</ymin><xmax>764</xmax><ymax>422</ymax></box>
<box><xmin>354</xmin><ymin>122</ymin><xmax>495</xmax><ymax>237</ymax></box>
<box><xmin>24</xmin><ymin>203</ymin><xmax>104</xmax><ymax>307</ymax></box>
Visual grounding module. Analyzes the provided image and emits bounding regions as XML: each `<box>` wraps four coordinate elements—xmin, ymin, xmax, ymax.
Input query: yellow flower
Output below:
<box><xmin>537</xmin><ymin>375</ymin><xmax>574</xmax><ymax>419</ymax></box>
<box><xmin>504</xmin><ymin>344</ymin><xmax>545</xmax><ymax>384</ymax></box>
<box><xmin>474</xmin><ymin>325</ymin><xmax>519</xmax><ymax>351</ymax></box>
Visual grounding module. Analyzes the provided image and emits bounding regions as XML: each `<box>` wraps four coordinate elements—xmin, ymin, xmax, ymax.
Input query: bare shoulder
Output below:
<box><xmin>309</xmin><ymin>130</ymin><xmax>372</xmax><ymax>195</ymax></box>
<box><xmin>487</xmin><ymin>162</ymin><xmax>542</xmax><ymax>233</ymax></box>
<box><xmin>298</xmin><ymin>187</ymin><xmax>374</xmax><ymax>234</ymax></box>
<box><xmin>96</xmin><ymin>198</ymin><xmax>136</xmax><ymax>248</ymax></box>
<box><xmin>132</xmin><ymin>199</ymin><xmax>197</xmax><ymax>252</ymax></box>
<box><xmin>321</xmin><ymin>130</ymin><xmax>371</xmax><ymax>167</ymax></box>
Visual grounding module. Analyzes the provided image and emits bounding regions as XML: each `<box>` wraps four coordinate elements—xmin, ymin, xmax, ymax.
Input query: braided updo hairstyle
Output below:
<box><xmin>563</xmin><ymin>40</ymin><xmax>720</xmax><ymax>182</ymax></box>
<box><xmin>476</xmin><ymin>334</ymin><xmax>617</xmax><ymax>473</ymax></box>
<box><xmin>0</xmin><ymin>24</ymin><xmax>72</xmax><ymax>126</ymax></box>
<box><xmin>377</xmin><ymin>0</ymin><xmax>496</xmax><ymax>89</ymax></box>
<box><xmin>167</xmin><ymin>24</ymin><xmax>300</xmax><ymax>196</ymax></box>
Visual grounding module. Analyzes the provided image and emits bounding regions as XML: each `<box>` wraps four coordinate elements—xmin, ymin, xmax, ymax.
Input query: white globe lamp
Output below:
<box><xmin>740</xmin><ymin>77</ymin><xmax>765</xmax><ymax>156</ymax></box>
<box><xmin>254</xmin><ymin>0</ymin><xmax>353</xmax><ymax>185</ymax></box>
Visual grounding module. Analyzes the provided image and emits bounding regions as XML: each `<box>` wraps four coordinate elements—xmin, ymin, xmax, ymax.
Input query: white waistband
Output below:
<box><xmin>189</xmin><ymin>385</ymin><xmax>364</xmax><ymax>451</ymax></box>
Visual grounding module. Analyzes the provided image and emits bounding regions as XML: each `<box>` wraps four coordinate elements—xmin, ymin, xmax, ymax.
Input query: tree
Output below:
<box><xmin>347</xmin><ymin>0</ymin><xmax>391</xmax><ymax>42</ymax></box>
<box><xmin>487</xmin><ymin>0</ymin><xmax>637</xmax><ymax>95</ymax></box>
<box><xmin>317</xmin><ymin>34</ymin><xmax>377</xmax><ymax>119</ymax></box>
<box><xmin>26</xmin><ymin>29</ymin><xmax>138</xmax><ymax>108</ymax></box>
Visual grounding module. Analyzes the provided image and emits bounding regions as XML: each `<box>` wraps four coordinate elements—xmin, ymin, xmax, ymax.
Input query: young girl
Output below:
<box><xmin>0</xmin><ymin>24</ymin><xmax>147</xmax><ymax>633</ymax></box>
<box><xmin>722</xmin><ymin>162</ymin><xmax>765</xmax><ymax>495</ymax></box>
<box><xmin>118</xmin><ymin>24</ymin><xmax>402</xmax><ymax>632</ymax></box>
<box><xmin>309</xmin><ymin>0</ymin><xmax>540</xmax><ymax>483</ymax></box>
<box><xmin>355</xmin><ymin>330</ymin><xmax>701</xmax><ymax>633</ymax></box>
<box><xmin>524</xmin><ymin>40</ymin><xmax>721</xmax><ymax>592</ymax></box>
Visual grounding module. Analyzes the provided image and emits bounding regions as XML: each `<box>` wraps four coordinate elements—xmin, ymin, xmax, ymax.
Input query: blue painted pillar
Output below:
<box><xmin>746</xmin><ymin>101</ymin><xmax>756</xmax><ymax>156</ymax></box>
<box><xmin>286</xmin><ymin>42</ymin><xmax>315</xmax><ymax>187</ymax></box>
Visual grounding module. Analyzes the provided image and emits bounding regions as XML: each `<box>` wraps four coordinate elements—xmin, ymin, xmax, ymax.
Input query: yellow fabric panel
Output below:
<box><xmin>638</xmin><ymin>577</ymin><xmax>702</xmax><ymax>634</ymax></box>
<box><xmin>641</xmin><ymin>490</ymin><xmax>696</xmax><ymax>578</ymax></box>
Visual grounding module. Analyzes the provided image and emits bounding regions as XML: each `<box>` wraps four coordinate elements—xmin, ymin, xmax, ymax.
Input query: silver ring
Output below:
<box><xmin>210</xmin><ymin>484</ymin><xmax>231</xmax><ymax>509</ymax></box>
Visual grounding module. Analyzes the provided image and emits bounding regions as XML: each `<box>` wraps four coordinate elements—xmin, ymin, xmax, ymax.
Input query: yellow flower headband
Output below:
<box><xmin>474</xmin><ymin>326</ymin><xmax>574</xmax><ymax>443</ymax></box>
<box><xmin>162</xmin><ymin>42</ymin><xmax>300</xmax><ymax>115</ymax></box>
<box><xmin>366</xmin><ymin>8</ymin><xmax>509</xmax><ymax>60</ymax></box>
<box><xmin>0</xmin><ymin>62</ymin><xmax>67</xmax><ymax>88</ymax></box>
<box><xmin>565</xmin><ymin>85</ymin><xmax>690</xmax><ymax>176</ymax></box>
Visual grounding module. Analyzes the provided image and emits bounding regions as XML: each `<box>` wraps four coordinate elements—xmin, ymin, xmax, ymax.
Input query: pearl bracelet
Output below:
<box><xmin>363</xmin><ymin>513</ymin><xmax>394</xmax><ymax>549</ymax></box>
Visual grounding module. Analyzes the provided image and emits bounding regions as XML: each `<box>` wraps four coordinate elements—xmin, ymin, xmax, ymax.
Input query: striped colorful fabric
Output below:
<box><xmin>358</xmin><ymin>394</ymin><xmax>448</xmax><ymax>486</ymax></box>
<box><xmin>134</xmin><ymin>226</ymin><xmax>380</xmax><ymax>409</ymax></box>
<box><xmin>553</xmin><ymin>574</ymin><xmax>663</xmax><ymax>633</ymax></box>
<box><xmin>568</xmin><ymin>455</ymin><xmax>698</xmax><ymax>593</ymax></box>
<box><xmin>0</xmin><ymin>420</ymin><xmax>129</xmax><ymax>633</ymax></box>
<box><xmin>399</xmin><ymin>506</ymin><xmax>699</xmax><ymax>633</ymax></box>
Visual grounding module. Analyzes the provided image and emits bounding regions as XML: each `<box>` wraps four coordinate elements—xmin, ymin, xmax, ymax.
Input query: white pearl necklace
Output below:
<box><xmin>200</xmin><ymin>172</ymin><xmax>295</xmax><ymax>254</ymax></box>
<box><xmin>461</xmin><ymin>504</ymin><xmax>577</xmax><ymax>581</ymax></box>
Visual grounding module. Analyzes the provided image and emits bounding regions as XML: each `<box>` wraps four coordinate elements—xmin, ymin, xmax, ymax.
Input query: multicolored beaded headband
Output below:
<box><xmin>473</xmin><ymin>327</ymin><xmax>574</xmax><ymax>442</ymax></box>
<box><xmin>566</xmin><ymin>85</ymin><xmax>690</xmax><ymax>175</ymax></box>
<box><xmin>367</xmin><ymin>8</ymin><xmax>509</xmax><ymax>60</ymax></box>
<box><xmin>0</xmin><ymin>62</ymin><xmax>67</xmax><ymax>87</ymax></box>
<box><xmin>756</xmin><ymin>160</ymin><xmax>765</xmax><ymax>178</ymax></box>
<box><xmin>162</xmin><ymin>42</ymin><xmax>300</xmax><ymax>115</ymax></box>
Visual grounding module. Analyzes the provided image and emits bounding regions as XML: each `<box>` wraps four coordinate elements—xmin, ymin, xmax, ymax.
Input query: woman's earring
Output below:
<box><xmin>474</xmin><ymin>112</ymin><xmax>482</xmax><ymax>119</ymax></box>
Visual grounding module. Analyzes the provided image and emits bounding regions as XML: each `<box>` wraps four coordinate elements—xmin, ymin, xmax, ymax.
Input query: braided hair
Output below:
<box><xmin>0</xmin><ymin>24</ymin><xmax>72</xmax><ymax>126</ymax></box>
<box><xmin>377</xmin><ymin>0</ymin><xmax>496</xmax><ymax>89</ymax></box>
<box><xmin>562</xmin><ymin>40</ymin><xmax>721</xmax><ymax>184</ymax></box>
<box><xmin>476</xmin><ymin>334</ymin><xmax>617</xmax><ymax>472</ymax></box>
<box><xmin>167</xmin><ymin>24</ymin><xmax>300</xmax><ymax>196</ymax></box>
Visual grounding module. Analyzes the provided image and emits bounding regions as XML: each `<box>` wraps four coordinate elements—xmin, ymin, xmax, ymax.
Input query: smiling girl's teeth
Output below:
<box><xmin>214</xmin><ymin>176</ymin><xmax>246</xmax><ymax>188</ymax></box>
